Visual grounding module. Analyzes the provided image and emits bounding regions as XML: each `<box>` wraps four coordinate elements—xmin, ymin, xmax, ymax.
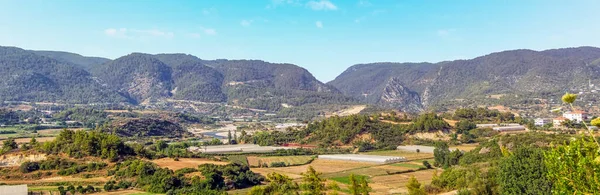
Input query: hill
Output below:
<box><xmin>0</xmin><ymin>46</ymin><xmax>127</xmax><ymax>104</ymax></box>
<box><xmin>31</xmin><ymin>50</ymin><xmax>110</xmax><ymax>70</ymax></box>
<box><xmin>99</xmin><ymin>118</ymin><xmax>191</xmax><ymax>138</ymax></box>
<box><xmin>329</xmin><ymin>47</ymin><xmax>600</xmax><ymax>112</ymax></box>
<box><xmin>90</xmin><ymin>53</ymin><xmax>174</xmax><ymax>104</ymax></box>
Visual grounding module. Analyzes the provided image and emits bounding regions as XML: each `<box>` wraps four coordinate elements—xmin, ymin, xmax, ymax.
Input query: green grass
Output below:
<box><xmin>330</xmin><ymin>174</ymin><xmax>370</xmax><ymax>185</ymax></box>
<box><xmin>391</xmin><ymin>163</ymin><xmax>424</xmax><ymax>169</ymax></box>
<box><xmin>228</xmin><ymin>155</ymin><xmax>249</xmax><ymax>166</ymax></box>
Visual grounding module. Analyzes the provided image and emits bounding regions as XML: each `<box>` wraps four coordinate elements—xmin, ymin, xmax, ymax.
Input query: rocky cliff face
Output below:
<box><xmin>378</xmin><ymin>77</ymin><xmax>423</xmax><ymax>112</ymax></box>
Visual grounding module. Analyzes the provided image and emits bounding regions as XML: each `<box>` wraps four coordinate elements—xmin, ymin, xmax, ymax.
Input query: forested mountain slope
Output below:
<box><xmin>329</xmin><ymin>47</ymin><xmax>600</xmax><ymax>112</ymax></box>
<box><xmin>31</xmin><ymin>50</ymin><xmax>110</xmax><ymax>71</ymax></box>
<box><xmin>0</xmin><ymin>46</ymin><xmax>127</xmax><ymax>104</ymax></box>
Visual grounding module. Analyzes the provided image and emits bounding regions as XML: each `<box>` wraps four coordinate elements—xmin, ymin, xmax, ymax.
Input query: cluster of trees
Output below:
<box><xmin>1</xmin><ymin>137</ymin><xmax>18</xmax><ymax>154</ymax></box>
<box><xmin>40</xmin><ymin>130</ymin><xmax>134</xmax><ymax>162</ymax></box>
<box><xmin>57</xmin><ymin>185</ymin><xmax>98</xmax><ymax>195</ymax></box>
<box><xmin>451</xmin><ymin>107</ymin><xmax>526</xmax><ymax>124</ymax></box>
<box><xmin>301</xmin><ymin>115</ymin><xmax>405</xmax><ymax>150</ymax></box>
<box><xmin>53</xmin><ymin>107</ymin><xmax>108</xmax><ymax>128</ymax></box>
<box><xmin>20</xmin><ymin>157</ymin><xmax>107</xmax><ymax>176</ymax></box>
<box><xmin>249</xmin><ymin>166</ymin><xmax>369</xmax><ymax>195</ymax></box>
<box><xmin>426</xmin><ymin>130</ymin><xmax>596</xmax><ymax>194</ymax></box>
<box><xmin>107</xmin><ymin>159</ymin><xmax>262</xmax><ymax>194</ymax></box>
<box><xmin>0</xmin><ymin>109</ymin><xmax>21</xmax><ymax>125</ymax></box>
<box><xmin>409</xmin><ymin>113</ymin><xmax>451</xmax><ymax>133</ymax></box>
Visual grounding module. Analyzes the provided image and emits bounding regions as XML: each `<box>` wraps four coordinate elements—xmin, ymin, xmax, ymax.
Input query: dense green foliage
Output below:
<box><xmin>409</xmin><ymin>113</ymin><xmax>450</xmax><ymax>133</ymax></box>
<box><xmin>108</xmin><ymin>160</ymin><xmax>262</xmax><ymax>194</ymax></box>
<box><xmin>545</xmin><ymin>138</ymin><xmax>600</xmax><ymax>194</ymax></box>
<box><xmin>41</xmin><ymin>130</ymin><xmax>134</xmax><ymax>161</ymax></box>
<box><xmin>497</xmin><ymin>146</ymin><xmax>552</xmax><ymax>194</ymax></box>
<box><xmin>248</xmin><ymin>172</ymin><xmax>300</xmax><ymax>195</ymax></box>
<box><xmin>53</xmin><ymin>107</ymin><xmax>108</xmax><ymax>128</ymax></box>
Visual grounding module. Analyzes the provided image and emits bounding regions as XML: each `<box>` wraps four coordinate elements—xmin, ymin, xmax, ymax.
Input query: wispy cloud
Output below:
<box><xmin>315</xmin><ymin>21</ymin><xmax>323</xmax><ymax>28</ymax></box>
<box><xmin>240</xmin><ymin>19</ymin><xmax>253</xmax><ymax>27</ymax></box>
<box><xmin>306</xmin><ymin>0</ymin><xmax>338</xmax><ymax>11</ymax></box>
<box><xmin>104</xmin><ymin>28</ymin><xmax>174</xmax><ymax>39</ymax></box>
<box><xmin>357</xmin><ymin>0</ymin><xmax>372</xmax><ymax>7</ymax></box>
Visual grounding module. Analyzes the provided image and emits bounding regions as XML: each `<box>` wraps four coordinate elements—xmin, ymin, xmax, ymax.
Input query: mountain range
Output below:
<box><xmin>2</xmin><ymin>45</ymin><xmax>600</xmax><ymax>112</ymax></box>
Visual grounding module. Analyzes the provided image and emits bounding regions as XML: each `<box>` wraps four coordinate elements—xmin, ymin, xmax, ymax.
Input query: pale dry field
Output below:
<box><xmin>152</xmin><ymin>158</ymin><xmax>228</xmax><ymax>171</ymax></box>
<box><xmin>251</xmin><ymin>159</ymin><xmax>377</xmax><ymax>179</ymax></box>
<box><xmin>452</xmin><ymin>143</ymin><xmax>479</xmax><ymax>151</ymax></box>
<box><xmin>1</xmin><ymin>175</ymin><xmax>111</xmax><ymax>185</ymax></box>
<box><xmin>14</xmin><ymin>137</ymin><xmax>55</xmax><ymax>144</ymax></box>
<box><xmin>369</xmin><ymin>169</ymin><xmax>438</xmax><ymax>194</ymax></box>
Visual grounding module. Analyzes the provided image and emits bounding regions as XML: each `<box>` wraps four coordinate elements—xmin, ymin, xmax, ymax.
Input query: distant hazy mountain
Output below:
<box><xmin>329</xmin><ymin>47</ymin><xmax>600</xmax><ymax>112</ymax></box>
<box><xmin>31</xmin><ymin>50</ymin><xmax>110</xmax><ymax>70</ymax></box>
<box><xmin>0</xmin><ymin>46</ymin><xmax>126</xmax><ymax>104</ymax></box>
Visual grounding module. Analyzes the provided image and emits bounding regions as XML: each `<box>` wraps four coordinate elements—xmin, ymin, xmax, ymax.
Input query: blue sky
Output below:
<box><xmin>1</xmin><ymin>0</ymin><xmax>599</xmax><ymax>82</ymax></box>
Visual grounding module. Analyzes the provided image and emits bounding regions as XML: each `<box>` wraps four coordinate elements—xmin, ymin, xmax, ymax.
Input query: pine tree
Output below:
<box><xmin>227</xmin><ymin>130</ymin><xmax>232</xmax><ymax>144</ymax></box>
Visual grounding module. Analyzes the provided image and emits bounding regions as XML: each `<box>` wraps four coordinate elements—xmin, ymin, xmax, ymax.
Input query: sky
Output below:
<box><xmin>1</xmin><ymin>0</ymin><xmax>600</xmax><ymax>82</ymax></box>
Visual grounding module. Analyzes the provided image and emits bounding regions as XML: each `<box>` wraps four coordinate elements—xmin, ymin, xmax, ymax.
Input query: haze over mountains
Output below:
<box><xmin>2</xmin><ymin>45</ymin><xmax>600</xmax><ymax>112</ymax></box>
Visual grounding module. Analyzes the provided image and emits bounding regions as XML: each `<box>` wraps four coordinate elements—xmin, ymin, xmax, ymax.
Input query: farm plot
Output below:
<box><xmin>251</xmin><ymin>159</ymin><xmax>376</xmax><ymax>179</ymax></box>
<box><xmin>247</xmin><ymin>156</ymin><xmax>314</xmax><ymax>167</ymax></box>
<box><xmin>152</xmin><ymin>158</ymin><xmax>228</xmax><ymax>171</ymax></box>
<box><xmin>370</xmin><ymin>169</ymin><xmax>437</xmax><ymax>187</ymax></box>
<box><xmin>361</xmin><ymin>150</ymin><xmax>433</xmax><ymax>160</ymax></box>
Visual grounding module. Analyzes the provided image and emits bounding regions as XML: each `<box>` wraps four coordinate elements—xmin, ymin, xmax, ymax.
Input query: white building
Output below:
<box><xmin>553</xmin><ymin>117</ymin><xmax>567</xmax><ymax>127</ymax></box>
<box><xmin>534</xmin><ymin>118</ymin><xmax>552</xmax><ymax>126</ymax></box>
<box><xmin>563</xmin><ymin>111</ymin><xmax>588</xmax><ymax>123</ymax></box>
<box><xmin>493</xmin><ymin>126</ymin><xmax>526</xmax><ymax>132</ymax></box>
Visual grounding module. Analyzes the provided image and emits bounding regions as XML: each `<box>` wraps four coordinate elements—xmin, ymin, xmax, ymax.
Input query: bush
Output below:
<box><xmin>270</xmin><ymin>162</ymin><xmax>287</xmax><ymax>167</ymax></box>
<box><xmin>422</xmin><ymin>161</ymin><xmax>432</xmax><ymax>169</ymax></box>
<box><xmin>19</xmin><ymin>161</ymin><xmax>40</xmax><ymax>173</ymax></box>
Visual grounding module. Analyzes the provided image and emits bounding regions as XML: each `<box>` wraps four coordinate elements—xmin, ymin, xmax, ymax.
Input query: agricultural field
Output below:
<box><xmin>151</xmin><ymin>158</ymin><xmax>228</xmax><ymax>171</ymax></box>
<box><xmin>361</xmin><ymin>150</ymin><xmax>434</xmax><ymax>161</ymax></box>
<box><xmin>248</xmin><ymin>153</ymin><xmax>438</xmax><ymax>195</ymax></box>
<box><xmin>247</xmin><ymin>155</ymin><xmax>314</xmax><ymax>167</ymax></box>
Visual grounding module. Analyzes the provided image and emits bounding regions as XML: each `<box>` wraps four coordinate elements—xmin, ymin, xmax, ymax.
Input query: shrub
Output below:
<box><xmin>270</xmin><ymin>162</ymin><xmax>287</xmax><ymax>167</ymax></box>
<box><xmin>19</xmin><ymin>161</ymin><xmax>40</xmax><ymax>173</ymax></box>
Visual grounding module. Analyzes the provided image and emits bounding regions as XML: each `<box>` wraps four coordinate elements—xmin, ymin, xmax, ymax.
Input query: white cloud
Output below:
<box><xmin>203</xmin><ymin>28</ymin><xmax>217</xmax><ymax>35</ymax></box>
<box><xmin>306</xmin><ymin>0</ymin><xmax>338</xmax><ymax>11</ymax></box>
<box><xmin>315</xmin><ymin>21</ymin><xmax>323</xmax><ymax>28</ymax></box>
<box><xmin>103</xmin><ymin>28</ymin><xmax>173</xmax><ymax>39</ymax></box>
<box><xmin>357</xmin><ymin>0</ymin><xmax>372</xmax><ymax>7</ymax></box>
<box><xmin>240</xmin><ymin>19</ymin><xmax>253</xmax><ymax>27</ymax></box>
